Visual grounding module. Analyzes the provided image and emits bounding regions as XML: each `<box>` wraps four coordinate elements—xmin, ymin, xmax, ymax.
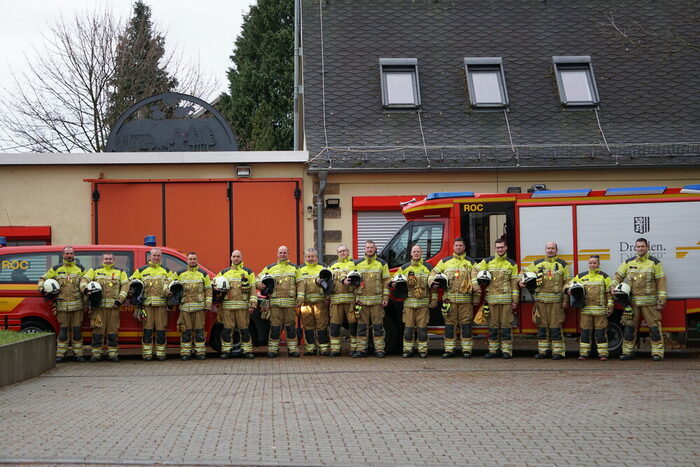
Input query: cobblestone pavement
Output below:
<box><xmin>1</xmin><ymin>347</ymin><xmax>699</xmax><ymax>466</ymax></box>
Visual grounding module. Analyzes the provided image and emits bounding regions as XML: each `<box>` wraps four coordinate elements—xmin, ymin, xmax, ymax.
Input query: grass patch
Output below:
<box><xmin>0</xmin><ymin>330</ymin><xmax>51</xmax><ymax>345</ymax></box>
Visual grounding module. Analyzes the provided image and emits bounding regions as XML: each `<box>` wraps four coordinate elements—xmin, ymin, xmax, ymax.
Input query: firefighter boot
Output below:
<box><xmin>403</xmin><ymin>326</ymin><xmax>415</xmax><ymax>357</ymax></box>
<box><xmin>620</xmin><ymin>326</ymin><xmax>636</xmax><ymax>360</ymax></box>
<box><xmin>180</xmin><ymin>329</ymin><xmax>193</xmax><ymax>360</ymax></box>
<box><xmin>551</xmin><ymin>327</ymin><xmax>565</xmax><ymax>360</ymax></box>
<box><xmin>56</xmin><ymin>326</ymin><xmax>69</xmax><ymax>362</ymax></box>
<box><xmin>72</xmin><ymin>326</ymin><xmax>85</xmax><ymax>362</ymax></box>
<box><xmin>579</xmin><ymin>328</ymin><xmax>592</xmax><ymax>360</ymax></box>
<box><xmin>90</xmin><ymin>333</ymin><xmax>103</xmax><ymax>362</ymax></box>
<box><xmin>460</xmin><ymin>323</ymin><xmax>473</xmax><ymax>358</ymax></box>
<box><xmin>194</xmin><ymin>329</ymin><xmax>206</xmax><ymax>359</ymax></box>
<box><xmin>317</xmin><ymin>329</ymin><xmax>330</xmax><ymax>356</ymax></box>
<box><xmin>230</xmin><ymin>329</ymin><xmax>242</xmax><ymax>358</ymax></box>
<box><xmin>286</xmin><ymin>324</ymin><xmax>300</xmax><ymax>357</ymax></box>
<box><xmin>485</xmin><ymin>328</ymin><xmax>500</xmax><ymax>358</ymax></box>
<box><xmin>304</xmin><ymin>329</ymin><xmax>317</xmax><ymax>356</ymax></box>
<box><xmin>417</xmin><ymin>327</ymin><xmax>428</xmax><ymax>358</ymax></box>
<box><xmin>142</xmin><ymin>328</ymin><xmax>154</xmax><ymax>360</ymax></box>
<box><xmin>220</xmin><ymin>327</ymin><xmax>232</xmax><ymax>358</ymax></box>
<box><xmin>353</xmin><ymin>323</ymin><xmax>368</xmax><ymax>357</ymax></box>
<box><xmin>442</xmin><ymin>324</ymin><xmax>456</xmax><ymax>358</ymax></box>
<box><xmin>329</xmin><ymin>323</ymin><xmax>342</xmax><ymax>356</ymax></box>
<box><xmin>373</xmin><ymin>324</ymin><xmax>385</xmax><ymax>357</ymax></box>
<box><xmin>650</xmin><ymin>326</ymin><xmax>664</xmax><ymax>360</ymax></box>
<box><xmin>501</xmin><ymin>327</ymin><xmax>513</xmax><ymax>359</ymax></box>
<box><xmin>535</xmin><ymin>327</ymin><xmax>549</xmax><ymax>359</ymax></box>
<box><xmin>106</xmin><ymin>333</ymin><xmax>119</xmax><ymax>362</ymax></box>
<box><xmin>594</xmin><ymin>328</ymin><xmax>608</xmax><ymax>360</ymax></box>
<box><xmin>349</xmin><ymin>322</ymin><xmax>359</xmax><ymax>355</ymax></box>
<box><xmin>240</xmin><ymin>327</ymin><xmax>254</xmax><ymax>358</ymax></box>
<box><xmin>268</xmin><ymin>326</ymin><xmax>281</xmax><ymax>357</ymax></box>
<box><xmin>155</xmin><ymin>330</ymin><xmax>167</xmax><ymax>361</ymax></box>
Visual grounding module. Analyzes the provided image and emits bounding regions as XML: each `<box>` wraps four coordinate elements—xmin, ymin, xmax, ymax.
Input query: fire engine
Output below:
<box><xmin>377</xmin><ymin>184</ymin><xmax>700</xmax><ymax>355</ymax></box>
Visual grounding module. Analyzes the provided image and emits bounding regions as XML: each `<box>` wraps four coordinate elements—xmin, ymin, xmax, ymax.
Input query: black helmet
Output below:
<box><xmin>128</xmin><ymin>279</ymin><xmax>145</xmax><ymax>306</ymax></box>
<box><xmin>431</xmin><ymin>273</ymin><xmax>448</xmax><ymax>290</ymax></box>
<box><xmin>319</xmin><ymin>268</ymin><xmax>334</xmax><ymax>296</ymax></box>
<box><xmin>85</xmin><ymin>281</ymin><xmax>103</xmax><ymax>309</ymax></box>
<box><xmin>569</xmin><ymin>282</ymin><xmax>585</xmax><ymax>309</ymax></box>
<box><xmin>347</xmin><ymin>270</ymin><xmax>362</xmax><ymax>288</ymax></box>
<box><xmin>522</xmin><ymin>272</ymin><xmax>538</xmax><ymax>294</ymax></box>
<box><xmin>260</xmin><ymin>273</ymin><xmax>275</xmax><ymax>297</ymax></box>
<box><xmin>392</xmin><ymin>273</ymin><xmax>408</xmax><ymax>300</ymax></box>
<box><xmin>167</xmin><ymin>280</ymin><xmax>184</xmax><ymax>307</ymax></box>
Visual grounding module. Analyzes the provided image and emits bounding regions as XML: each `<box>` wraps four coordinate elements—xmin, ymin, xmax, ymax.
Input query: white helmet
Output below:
<box><xmin>213</xmin><ymin>276</ymin><xmax>230</xmax><ymax>292</ymax></box>
<box><xmin>431</xmin><ymin>272</ymin><xmax>449</xmax><ymax>289</ymax></box>
<box><xmin>569</xmin><ymin>282</ymin><xmax>585</xmax><ymax>308</ymax></box>
<box><xmin>477</xmin><ymin>270</ymin><xmax>492</xmax><ymax>287</ymax></box>
<box><xmin>392</xmin><ymin>273</ymin><xmax>408</xmax><ymax>283</ymax></box>
<box><xmin>613</xmin><ymin>282</ymin><xmax>632</xmax><ymax>305</ymax></box>
<box><xmin>85</xmin><ymin>281</ymin><xmax>102</xmax><ymax>294</ymax></box>
<box><xmin>522</xmin><ymin>271</ymin><xmax>538</xmax><ymax>294</ymax></box>
<box><xmin>42</xmin><ymin>279</ymin><xmax>60</xmax><ymax>295</ymax></box>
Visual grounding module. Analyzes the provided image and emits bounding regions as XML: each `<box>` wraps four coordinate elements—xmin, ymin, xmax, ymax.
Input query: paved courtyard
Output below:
<box><xmin>1</xmin><ymin>349</ymin><xmax>699</xmax><ymax>466</ymax></box>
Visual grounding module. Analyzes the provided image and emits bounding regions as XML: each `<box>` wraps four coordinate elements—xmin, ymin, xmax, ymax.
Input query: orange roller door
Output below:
<box><xmin>232</xmin><ymin>181</ymin><xmax>300</xmax><ymax>274</ymax></box>
<box><xmin>165</xmin><ymin>183</ymin><xmax>230</xmax><ymax>272</ymax></box>
<box><xmin>95</xmin><ymin>183</ymin><xmax>162</xmax><ymax>245</ymax></box>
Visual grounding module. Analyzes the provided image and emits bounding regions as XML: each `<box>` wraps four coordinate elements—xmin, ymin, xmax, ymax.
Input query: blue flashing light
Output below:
<box><xmin>426</xmin><ymin>191</ymin><xmax>475</xmax><ymax>200</ymax></box>
<box><xmin>531</xmin><ymin>189</ymin><xmax>591</xmax><ymax>198</ymax></box>
<box><xmin>605</xmin><ymin>186</ymin><xmax>666</xmax><ymax>196</ymax></box>
<box><xmin>0</xmin><ymin>236</ymin><xmax>5</xmax><ymax>247</ymax></box>
<box><xmin>144</xmin><ymin>235</ymin><xmax>157</xmax><ymax>246</ymax></box>
<box><xmin>681</xmin><ymin>184</ymin><xmax>700</xmax><ymax>193</ymax></box>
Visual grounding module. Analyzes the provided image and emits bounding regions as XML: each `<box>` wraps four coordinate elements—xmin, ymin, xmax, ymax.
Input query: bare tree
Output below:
<box><xmin>606</xmin><ymin>10</ymin><xmax>700</xmax><ymax>55</ymax></box>
<box><xmin>0</xmin><ymin>7</ymin><xmax>218</xmax><ymax>153</ymax></box>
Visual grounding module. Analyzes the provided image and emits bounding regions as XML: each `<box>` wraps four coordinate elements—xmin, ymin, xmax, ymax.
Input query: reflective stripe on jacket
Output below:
<box><xmin>297</xmin><ymin>262</ymin><xmax>327</xmax><ymax>303</ymax></box>
<box><xmin>396</xmin><ymin>259</ymin><xmax>433</xmax><ymax>308</ymax></box>
<box><xmin>569</xmin><ymin>269</ymin><xmax>612</xmax><ymax>316</ymax></box>
<box><xmin>522</xmin><ymin>256</ymin><xmax>571</xmax><ymax>303</ymax></box>
<box><xmin>475</xmin><ymin>254</ymin><xmax>519</xmax><ymax>305</ymax></box>
<box><xmin>257</xmin><ymin>260</ymin><xmax>299</xmax><ymax>308</ymax></box>
<box><xmin>130</xmin><ymin>262</ymin><xmax>173</xmax><ymax>306</ymax></box>
<box><xmin>328</xmin><ymin>257</ymin><xmax>355</xmax><ymax>304</ymax></box>
<box><xmin>612</xmin><ymin>254</ymin><xmax>666</xmax><ymax>306</ymax></box>
<box><xmin>429</xmin><ymin>254</ymin><xmax>476</xmax><ymax>303</ymax></box>
<box><xmin>217</xmin><ymin>263</ymin><xmax>256</xmax><ymax>310</ymax></box>
<box><xmin>39</xmin><ymin>260</ymin><xmax>85</xmax><ymax>312</ymax></box>
<box><xmin>354</xmin><ymin>255</ymin><xmax>390</xmax><ymax>306</ymax></box>
<box><xmin>176</xmin><ymin>266</ymin><xmax>212</xmax><ymax>312</ymax></box>
<box><xmin>80</xmin><ymin>264</ymin><xmax>129</xmax><ymax>308</ymax></box>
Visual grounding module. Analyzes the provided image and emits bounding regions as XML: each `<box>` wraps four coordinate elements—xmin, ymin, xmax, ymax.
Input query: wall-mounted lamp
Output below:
<box><xmin>236</xmin><ymin>166</ymin><xmax>251</xmax><ymax>178</ymax></box>
<box><xmin>325</xmin><ymin>198</ymin><xmax>340</xmax><ymax>209</ymax></box>
<box><xmin>506</xmin><ymin>186</ymin><xmax>522</xmax><ymax>193</ymax></box>
<box><xmin>527</xmin><ymin>184</ymin><xmax>547</xmax><ymax>193</ymax></box>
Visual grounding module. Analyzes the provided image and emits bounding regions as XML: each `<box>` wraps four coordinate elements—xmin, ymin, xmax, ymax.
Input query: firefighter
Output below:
<box><xmin>297</xmin><ymin>248</ymin><xmax>331</xmax><ymax>356</ymax></box>
<box><xmin>475</xmin><ymin>239</ymin><xmax>519</xmax><ymax>359</ymax></box>
<box><xmin>520</xmin><ymin>241</ymin><xmax>571</xmax><ymax>360</ymax></box>
<box><xmin>611</xmin><ymin>237</ymin><xmax>667</xmax><ymax>361</ymax></box>
<box><xmin>328</xmin><ymin>244</ymin><xmax>357</xmax><ymax>356</ymax></box>
<box><xmin>429</xmin><ymin>237</ymin><xmax>478</xmax><ymax>358</ymax></box>
<box><xmin>38</xmin><ymin>246</ymin><xmax>86</xmax><ymax>363</ymax></box>
<box><xmin>130</xmin><ymin>248</ymin><xmax>174</xmax><ymax>361</ymax></box>
<box><xmin>567</xmin><ymin>255</ymin><xmax>613</xmax><ymax>360</ymax></box>
<box><xmin>395</xmin><ymin>245</ymin><xmax>433</xmax><ymax>358</ymax></box>
<box><xmin>80</xmin><ymin>252</ymin><xmax>129</xmax><ymax>362</ymax></box>
<box><xmin>353</xmin><ymin>240</ymin><xmax>390</xmax><ymax>358</ymax></box>
<box><xmin>215</xmin><ymin>250</ymin><xmax>257</xmax><ymax>359</ymax></box>
<box><xmin>175</xmin><ymin>252</ymin><xmax>212</xmax><ymax>360</ymax></box>
<box><xmin>257</xmin><ymin>245</ymin><xmax>301</xmax><ymax>358</ymax></box>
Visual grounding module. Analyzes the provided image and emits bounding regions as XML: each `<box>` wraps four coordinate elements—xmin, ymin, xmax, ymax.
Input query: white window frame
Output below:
<box><xmin>553</xmin><ymin>56</ymin><xmax>600</xmax><ymax>107</ymax></box>
<box><xmin>464</xmin><ymin>57</ymin><xmax>509</xmax><ymax>109</ymax></box>
<box><xmin>379</xmin><ymin>58</ymin><xmax>421</xmax><ymax>109</ymax></box>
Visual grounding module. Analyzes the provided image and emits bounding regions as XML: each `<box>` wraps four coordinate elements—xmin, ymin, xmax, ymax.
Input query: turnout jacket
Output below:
<box><xmin>354</xmin><ymin>255</ymin><xmax>390</xmax><ymax>306</ymax></box>
<box><xmin>216</xmin><ymin>263</ymin><xmax>257</xmax><ymax>310</ymax></box>
<box><xmin>568</xmin><ymin>269</ymin><xmax>613</xmax><ymax>316</ymax></box>
<box><xmin>257</xmin><ymin>260</ymin><xmax>300</xmax><ymax>308</ymax></box>
<box><xmin>39</xmin><ymin>260</ymin><xmax>85</xmax><ymax>312</ymax></box>
<box><xmin>612</xmin><ymin>254</ymin><xmax>667</xmax><ymax>306</ymax></box>
<box><xmin>475</xmin><ymin>254</ymin><xmax>520</xmax><ymax>305</ymax></box>
<box><xmin>521</xmin><ymin>256</ymin><xmax>571</xmax><ymax>303</ymax></box>
<box><xmin>328</xmin><ymin>256</ymin><xmax>355</xmax><ymax>305</ymax></box>
<box><xmin>176</xmin><ymin>266</ymin><xmax>212</xmax><ymax>312</ymax></box>
<box><xmin>429</xmin><ymin>253</ymin><xmax>477</xmax><ymax>304</ymax></box>
<box><xmin>80</xmin><ymin>263</ymin><xmax>129</xmax><ymax>308</ymax></box>
<box><xmin>297</xmin><ymin>262</ymin><xmax>327</xmax><ymax>303</ymax></box>
<box><xmin>129</xmin><ymin>262</ymin><xmax>174</xmax><ymax>307</ymax></box>
<box><xmin>395</xmin><ymin>258</ymin><xmax>433</xmax><ymax>308</ymax></box>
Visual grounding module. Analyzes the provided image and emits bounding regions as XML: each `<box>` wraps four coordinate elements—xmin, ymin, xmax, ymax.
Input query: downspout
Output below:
<box><xmin>293</xmin><ymin>0</ymin><xmax>302</xmax><ymax>151</ymax></box>
<box><xmin>316</xmin><ymin>171</ymin><xmax>328</xmax><ymax>257</ymax></box>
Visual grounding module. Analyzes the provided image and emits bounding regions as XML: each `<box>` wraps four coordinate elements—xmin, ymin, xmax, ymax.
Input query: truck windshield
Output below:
<box><xmin>380</xmin><ymin>221</ymin><xmax>444</xmax><ymax>268</ymax></box>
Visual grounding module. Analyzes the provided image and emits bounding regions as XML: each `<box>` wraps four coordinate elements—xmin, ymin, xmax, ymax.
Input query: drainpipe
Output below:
<box><xmin>293</xmin><ymin>0</ymin><xmax>302</xmax><ymax>151</ymax></box>
<box><xmin>316</xmin><ymin>171</ymin><xmax>328</xmax><ymax>258</ymax></box>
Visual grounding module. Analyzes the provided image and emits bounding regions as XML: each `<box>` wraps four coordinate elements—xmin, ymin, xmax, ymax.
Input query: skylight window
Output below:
<box><xmin>379</xmin><ymin>58</ymin><xmax>421</xmax><ymax>109</ymax></box>
<box><xmin>464</xmin><ymin>57</ymin><xmax>509</xmax><ymax>108</ymax></box>
<box><xmin>553</xmin><ymin>56</ymin><xmax>600</xmax><ymax>107</ymax></box>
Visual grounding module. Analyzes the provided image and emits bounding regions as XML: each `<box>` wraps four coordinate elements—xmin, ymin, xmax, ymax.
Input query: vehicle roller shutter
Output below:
<box><xmin>356</xmin><ymin>211</ymin><xmax>406</xmax><ymax>255</ymax></box>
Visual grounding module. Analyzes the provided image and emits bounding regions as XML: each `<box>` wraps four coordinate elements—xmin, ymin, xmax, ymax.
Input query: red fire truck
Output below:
<box><xmin>377</xmin><ymin>184</ymin><xmax>700</xmax><ymax>354</ymax></box>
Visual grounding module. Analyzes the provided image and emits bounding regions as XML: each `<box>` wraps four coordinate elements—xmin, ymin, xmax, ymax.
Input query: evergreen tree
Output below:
<box><xmin>220</xmin><ymin>0</ymin><xmax>294</xmax><ymax>150</ymax></box>
<box><xmin>106</xmin><ymin>1</ymin><xmax>177</xmax><ymax>129</ymax></box>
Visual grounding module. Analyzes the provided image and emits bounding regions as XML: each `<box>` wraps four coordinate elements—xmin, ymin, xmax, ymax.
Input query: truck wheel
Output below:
<box><xmin>21</xmin><ymin>320</ymin><xmax>52</xmax><ymax>333</ymax></box>
<box><xmin>208</xmin><ymin>322</ymin><xmax>223</xmax><ymax>352</ymax></box>
<box><xmin>606</xmin><ymin>321</ymin><xmax>623</xmax><ymax>357</ymax></box>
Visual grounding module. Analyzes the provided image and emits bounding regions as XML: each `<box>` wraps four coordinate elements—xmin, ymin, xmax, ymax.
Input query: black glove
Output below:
<box><xmin>114</xmin><ymin>300</ymin><xmax>122</xmax><ymax>308</ymax></box>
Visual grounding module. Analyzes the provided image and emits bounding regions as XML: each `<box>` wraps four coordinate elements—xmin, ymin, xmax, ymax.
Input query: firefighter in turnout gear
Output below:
<box><xmin>38</xmin><ymin>246</ymin><xmax>86</xmax><ymax>362</ymax></box>
<box><xmin>328</xmin><ymin>244</ymin><xmax>357</xmax><ymax>356</ymax></box>
<box><xmin>80</xmin><ymin>253</ymin><xmax>129</xmax><ymax>362</ymax></box>
<box><xmin>297</xmin><ymin>248</ymin><xmax>331</xmax><ymax>355</ymax></box>
<box><xmin>611</xmin><ymin>238</ymin><xmax>667</xmax><ymax>361</ymax></box>
<box><xmin>429</xmin><ymin>237</ymin><xmax>478</xmax><ymax>358</ymax></box>
<box><xmin>215</xmin><ymin>250</ymin><xmax>257</xmax><ymax>358</ymax></box>
<box><xmin>475</xmin><ymin>239</ymin><xmax>520</xmax><ymax>359</ymax></box>
<box><xmin>395</xmin><ymin>245</ymin><xmax>433</xmax><ymax>358</ymax></box>
<box><xmin>520</xmin><ymin>241</ymin><xmax>571</xmax><ymax>360</ymax></box>
<box><xmin>568</xmin><ymin>255</ymin><xmax>613</xmax><ymax>360</ymax></box>
<box><xmin>129</xmin><ymin>248</ymin><xmax>175</xmax><ymax>361</ymax></box>
<box><xmin>257</xmin><ymin>245</ymin><xmax>301</xmax><ymax>357</ymax></box>
<box><xmin>353</xmin><ymin>240</ymin><xmax>390</xmax><ymax>358</ymax></box>
<box><xmin>175</xmin><ymin>252</ymin><xmax>212</xmax><ymax>360</ymax></box>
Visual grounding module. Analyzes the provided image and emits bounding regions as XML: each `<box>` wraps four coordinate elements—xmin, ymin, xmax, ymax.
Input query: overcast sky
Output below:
<box><xmin>0</xmin><ymin>0</ymin><xmax>257</xmax><ymax>151</ymax></box>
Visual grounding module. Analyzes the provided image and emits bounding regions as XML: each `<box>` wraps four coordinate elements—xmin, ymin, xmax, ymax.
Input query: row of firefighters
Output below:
<box><xmin>37</xmin><ymin>235</ymin><xmax>666</xmax><ymax>363</ymax></box>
